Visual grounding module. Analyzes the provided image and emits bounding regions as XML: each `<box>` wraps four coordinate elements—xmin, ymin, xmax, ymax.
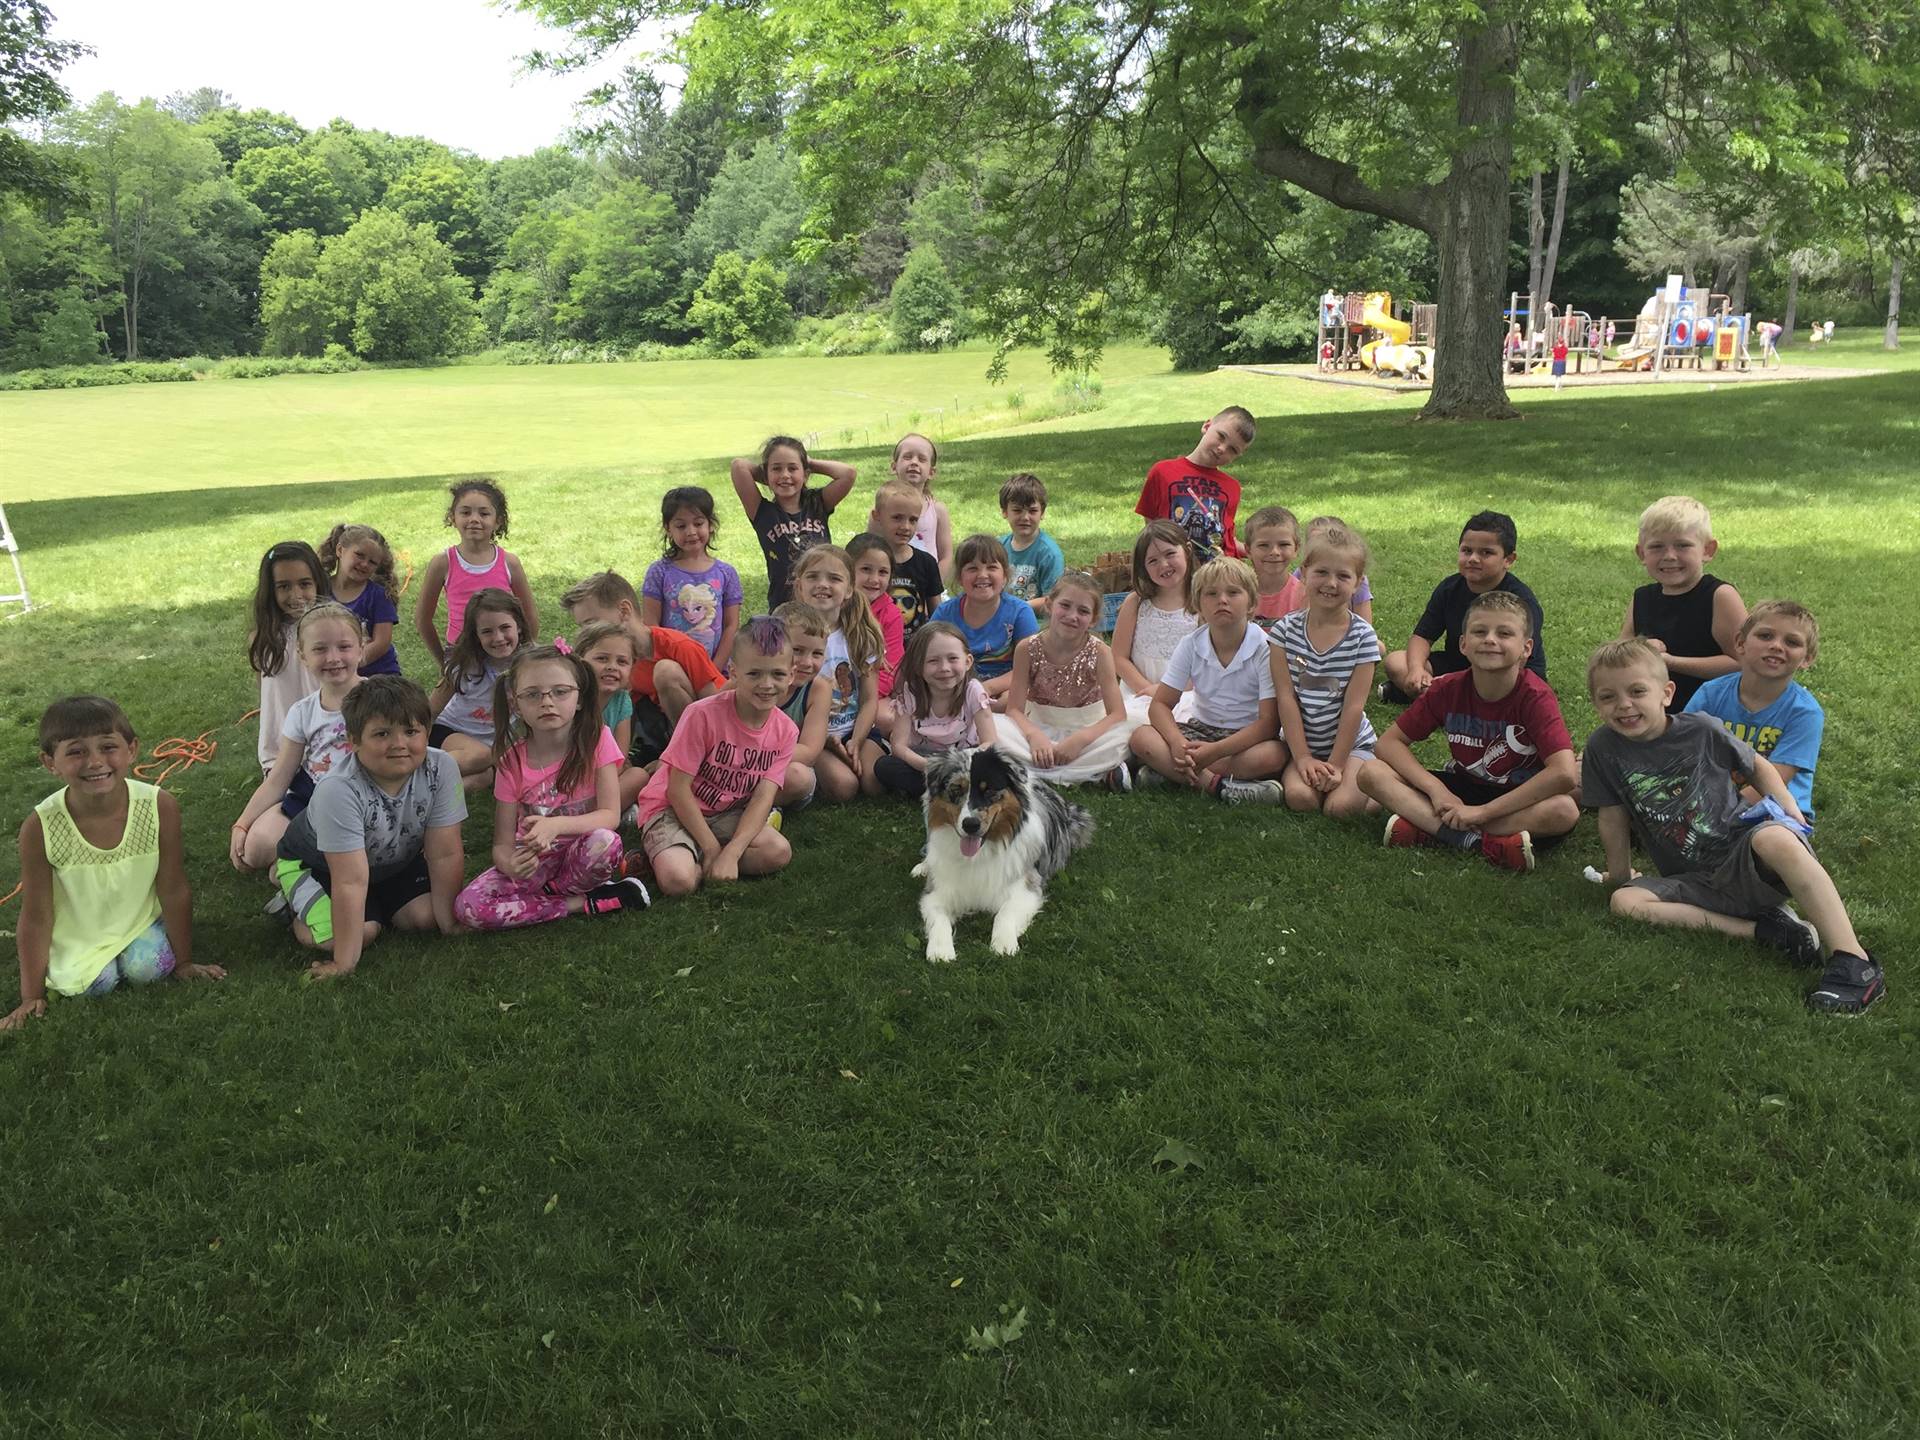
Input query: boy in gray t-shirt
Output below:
<box><xmin>275</xmin><ymin>677</ymin><xmax>468</xmax><ymax>982</ymax></box>
<box><xmin>1583</xmin><ymin>640</ymin><xmax>1881</xmax><ymax>1014</ymax></box>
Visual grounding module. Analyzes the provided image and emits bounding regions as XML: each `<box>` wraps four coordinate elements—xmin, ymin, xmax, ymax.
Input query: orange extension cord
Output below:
<box><xmin>0</xmin><ymin>706</ymin><xmax>260</xmax><ymax>909</ymax></box>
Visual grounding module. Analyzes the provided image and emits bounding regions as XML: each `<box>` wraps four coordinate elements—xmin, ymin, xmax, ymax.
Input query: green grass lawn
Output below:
<box><xmin>3</xmin><ymin>354</ymin><xmax>1919</xmax><ymax>1436</ymax></box>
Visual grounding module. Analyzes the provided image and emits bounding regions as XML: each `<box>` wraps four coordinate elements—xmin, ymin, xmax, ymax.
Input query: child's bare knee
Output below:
<box><xmin>1610</xmin><ymin>886</ymin><xmax>1648</xmax><ymax>918</ymax></box>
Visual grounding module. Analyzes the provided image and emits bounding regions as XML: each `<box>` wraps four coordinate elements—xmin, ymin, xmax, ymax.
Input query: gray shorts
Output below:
<box><xmin>1626</xmin><ymin>821</ymin><xmax>1808</xmax><ymax>920</ymax></box>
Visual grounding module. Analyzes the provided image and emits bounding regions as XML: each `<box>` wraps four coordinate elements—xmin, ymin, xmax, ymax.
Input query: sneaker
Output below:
<box><xmin>1216</xmin><ymin>778</ymin><xmax>1284</xmax><ymax>805</ymax></box>
<box><xmin>1105</xmin><ymin>764</ymin><xmax>1133</xmax><ymax>793</ymax></box>
<box><xmin>583</xmin><ymin>876</ymin><xmax>651</xmax><ymax>917</ymax></box>
<box><xmin>622</xmin><ymin>803</ymin><xmax>641</xmax><ymax>830</ymax></box>
<box><xmin>1381</xmin><ymin>813</ymin><xmax>1432</xmax><ymax>849</ymax></box>
<box><xmin>1478</xmin><ymin>830</ymin><xmax>1535</xmax><ymax>872</ymax></box>
<box><xmin>1806</xmin><ymin>952</ymin><xmax>1885</xmax><ymax>1015</ymax></box>
<box><xmin>1754</xmin><ymin>908</ymin><xmax>1822</xmax><ymax>968</ymax></box>
<box><xmin>767</xmin><ymin>807</ymin><xmax>784</xmax><ymax>834</ymax></box>
<box><xmin>1133</xmin><ymin>765</ymin><xmax>1167</xmax><ymax>790</ymax></box>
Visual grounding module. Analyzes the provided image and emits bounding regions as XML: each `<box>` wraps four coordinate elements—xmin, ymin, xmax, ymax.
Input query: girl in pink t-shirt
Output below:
<box><xmin>453</xmin><ymin>647</ymin><xmax>647</xmax><ymax>928</ymax></box>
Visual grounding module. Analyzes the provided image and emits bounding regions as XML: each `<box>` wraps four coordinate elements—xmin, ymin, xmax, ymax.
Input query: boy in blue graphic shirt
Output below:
<box><xmin>1684</xmin><ymin>600</ymin><xmax>1824</xmax><ymax>820</ymax></box>
<box><xmin>999</xmin><ymin>472</ymin><xmax>1064</xmax><ymax>615</ymax></box>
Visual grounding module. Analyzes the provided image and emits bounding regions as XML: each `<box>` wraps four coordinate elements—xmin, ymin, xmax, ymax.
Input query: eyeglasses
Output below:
<box><xmin>513</xmin><ymin>684</ymin><xmax>579</xmax><ymax>705</ymax></box>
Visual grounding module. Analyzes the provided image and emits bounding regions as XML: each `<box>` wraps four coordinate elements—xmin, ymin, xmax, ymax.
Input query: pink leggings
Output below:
<box><xmin>454</xmin><ymin>828</ymin><xmax>622</xmax><ymax>930</ymax></box>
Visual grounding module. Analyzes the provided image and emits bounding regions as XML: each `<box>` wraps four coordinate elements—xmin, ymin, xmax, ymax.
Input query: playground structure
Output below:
<box><xmin>1318</xmin><ymin>290</ymin><xmax>1436</xmax><ymax>380</ymax></box>
<box><xmin>1503</xmin><ymin>279</ymin><xmax>1756</xmax><ymax>378</ymax></box>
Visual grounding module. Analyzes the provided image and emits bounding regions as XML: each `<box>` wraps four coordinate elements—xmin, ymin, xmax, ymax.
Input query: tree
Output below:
<box><xmin>162</xmin><ymin>87</ymin><xmax>233</xmax><ymax>124</ymax></box>
<box><xmin>233</xmin><ymin>143</ymin><xmax>349</xmax><ymax>234</ymax></box>
<box><xmin>551</xmin><ymin>180</ymin><xmax>681</xmax><ymax>342</ymax></box>
<box><xmin>0</xmin><ymin>192</ymin><xmax>113</xmax><ymax>367</ymax></box>
<box><xmin>316</xmin><ymin>208</ymin><xmax>478</xmax><ymax>360</ymax></box>
<box><xmin>387</xmin><ymin>159</ymin><xmax>489</xmax><ymax>280</ymax></box>
<box><xmin>259</xmin><ymin>229</ymin><xmax>330</xmax><ymax>355</ymax></box>
<box><xmin>0</xmin><ymin>0</ymin><xmax>89</xmax><ymax>201</ymax></box>
<box><xmin>888</xmin><ymin>246</ymin><xmax>962</xmax><ymax>350</ymax></box>
<box><xmin>688</xmin><ymin>249</ymin><xmax>792</xmax><ymax>355</ymax></box>
<box><xmin>196</xmin><ymin>106</ymin><xmax>306</xmax><ymax>169</ymax></box>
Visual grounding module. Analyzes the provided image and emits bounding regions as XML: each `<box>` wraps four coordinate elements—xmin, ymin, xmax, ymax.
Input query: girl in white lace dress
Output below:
<box><xmin>1109</xmin><ymin>521</ymin><xmax>1199</xmax><ymax>723</ymax></box>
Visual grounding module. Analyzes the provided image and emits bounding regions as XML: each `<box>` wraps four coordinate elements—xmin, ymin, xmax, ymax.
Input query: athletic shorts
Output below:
<box><xmin>1625</xmin><ymin>821</ymin><xmax>1807</xmax><ymax>919</ymax></box>
<box><xmin>279</xmin><ymin>768</ymin><xmax>316</xmax><ymax>819</ymax></box>
<box><xmin>1437</xmin><ymin>768</ymin><xmax>1567</xmax><ymax>850</ymax></box>
<box><xmin>275</xmin><ymin>851</ymin><xmax>433</xmax><ymax>946</ymax></box>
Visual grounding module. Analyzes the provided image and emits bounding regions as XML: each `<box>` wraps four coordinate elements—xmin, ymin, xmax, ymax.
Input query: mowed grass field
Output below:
<box><xmin>2</xmin><ymin>350</ymin><xmax>1919</xmax><ymax>1437</ymax></box>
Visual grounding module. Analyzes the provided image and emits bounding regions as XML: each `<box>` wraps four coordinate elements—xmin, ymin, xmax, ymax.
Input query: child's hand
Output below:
<box><xmin>1029</xmin><ymin>736</ymin><xmax>1057</xmax><ymax>768</ymax></box>
<box><xmin>704</xmin><ymin>850</ymin><xmax>741</xmax><ymax>884</ymax></box>
<box><xmin>1435</xmin><ymin>797</ymin><xmax>1485</xmax><ymax>830</ymax></box>
<box><xmin>175</xmin><ymin>962</ymin><xmax>226</xmax><ymax>982</ymax></box>
<box><xmin>518</xmin><ymin>816</ymin><xmax>566</xmax><ymax>852</ymax></box>
<box><xmin>1407</xmin><ymin>666</ymin><xmax>1433</xmax><ymax>695</ymax></box>
<box><xmin>228</xmin><ymin>824</ymin><xmax>249</xmax><ymax>870</ymax></box>
<box><xmin>307</xmin><ymin>957</ymin><xmax>357</xmax><ymax>982</ymax></box>
<box><xmin>1641</xmin><ymin>637</ymin><xmax>1668</xmax><ymax>655</ymax></box>
<box><xmin>505</xmin><ymin>844</ymin><xmax>541</xmax><ymax>880</ymax></box>
<box><xmin>0</xmin><ymin>999</ymin><xmax>47</xmax><ymax>1030</ymax></box>
<box><xmin>1302</xmin><ymin>758</ymin><xmax>1339</xmax><ymax>791</ymax></box>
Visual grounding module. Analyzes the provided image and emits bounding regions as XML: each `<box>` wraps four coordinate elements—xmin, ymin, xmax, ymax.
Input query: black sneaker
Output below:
<box><xmin>583</xmin><ymin>876</ymin><xmax>651</xmax><ymax>917</ymax></box>
<box><xmin>1754</xmin><ymin>908</ymin><xmax>1821</xmax><ymax>967</ymax></box>
<box><xmin>1805</xmin><ymin>952</ymin><xmax>1885</xmax><ymax>1015</ymax></box>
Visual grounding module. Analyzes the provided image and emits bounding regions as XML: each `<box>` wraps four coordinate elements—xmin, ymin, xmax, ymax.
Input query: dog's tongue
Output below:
<box><xmin>959</xmin><ymin>834</ymin><xmax>984</xmax><ymax>858</ymax></box>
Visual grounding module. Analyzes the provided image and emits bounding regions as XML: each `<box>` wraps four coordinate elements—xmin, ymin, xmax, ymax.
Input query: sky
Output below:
<box><xmin>47</xmin><ymin>0</ymin><xmax>645</xmax><ymax>159</ymax></box>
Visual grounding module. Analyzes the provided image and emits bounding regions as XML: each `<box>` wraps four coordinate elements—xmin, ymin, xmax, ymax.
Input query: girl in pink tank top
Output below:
<box><xmin>413</xmin><ymin>479</ymin><xmax>538</xmax><ymax>668</ymax></box>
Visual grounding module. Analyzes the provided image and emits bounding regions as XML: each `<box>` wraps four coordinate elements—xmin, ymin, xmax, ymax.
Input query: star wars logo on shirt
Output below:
<box><xmin>1167</xmin><ymin>478</ymin><xmax>1229</xmax><ymax>556</ymax></box>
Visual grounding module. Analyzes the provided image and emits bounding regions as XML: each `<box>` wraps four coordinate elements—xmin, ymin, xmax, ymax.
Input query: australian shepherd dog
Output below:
<box><xmin>914</xmin><ymin>746</ymin><xmax>1094</xmax><ymax>962</ymax></box>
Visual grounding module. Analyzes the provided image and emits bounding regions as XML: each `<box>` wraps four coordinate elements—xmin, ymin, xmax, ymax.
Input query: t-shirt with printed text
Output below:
<box><xmin>1393</xmin><ymin>668</ymin><xmax>1572</xmax><ymax>788</ymax></box>
<box><xmin>1683</xmin><ymin>673</ymin><xmax>1823</xmax><ymax>820</ymax></box>
<box><xmin>750</xmin><ymin>489</ymin><xmax>833</xmax><ymax>608</ymax></box>
<box><xmin>634</xmin><ymin>692</ymin><xmax>798</xmax><ymax>826</ymax></box>
<box><xmin>1135</xmin><ymin>458</ymin><xmax>1243</xmax><ymax>559</ymax></box>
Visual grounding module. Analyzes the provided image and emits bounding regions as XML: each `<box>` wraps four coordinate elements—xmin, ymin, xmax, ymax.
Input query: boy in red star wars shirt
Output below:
<box><xmin>1134</xmin><ymin>406</ymin><xmax>1256</xmax><ymax>560</ymax></box>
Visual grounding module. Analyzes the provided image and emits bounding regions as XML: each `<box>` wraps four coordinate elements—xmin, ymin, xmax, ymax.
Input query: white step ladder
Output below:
<box><xmin>0</xmin><ymin>502</ymin><xmax>31</xmax><ymax>615</ymax></box>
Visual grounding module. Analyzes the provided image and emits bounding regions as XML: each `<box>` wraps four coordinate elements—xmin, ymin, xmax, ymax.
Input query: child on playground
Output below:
<box><xmin>231</xmin><ymin>602</ymin><xmax>366</xmax><ymax>872</ymax></box>
<box><xmin>1111</xmin><ymin>521</ymin><xmax>1200</xmax><ymax>721</ymax></box>
<box><xmin>867</xmin><ymin>621</ymin><xmax>999</xmax><ymax>799</ymax></box>
<box><xmin>1683</xmin><ymin>600</ymin><xmax>1825</xmax><ymax>821</ymax></box>
<box><xmin>770</xmin><ymin>601</ymin><xmax>833</xmax><ymax>808</ymax></box>
<box><xmin>873</xmin><ymin>480</ymin><xmax>944</xmax><ymax>640</ymax></box>
<box><xmin>560</xmin><ymin>572</ymin><xmax>723</xmax><ymax>770</ymax></box>
<box><xmin>1127</xmin><ymin>556</ymin><xmax>1287</xmax><ymax>802</ymax></box>
<box><xmin>1245</xmin><ymin>505</ymin><xmax>1302</xmax><ymax>622</ymax></box>
<box><xmin>890</xmin><ymin>432</ymin><xmax>952</xmax><ymax>582</ymax></box>
<box><xmin>1134</xmin><ymin>406</ymin><xmax>1256</xmax><ymax>559</ymax></box>
<box><xmin>1286</xmin><ymin>516</ymin><xmax>1374</xmax><ymax>624</ymax></box>
<box><xmin>931</xmin><ymin>534</ymin><xmax>1041</xmax><ymax>700</ymax></box>
<box><xmin>1359</xmin><ymin>591</ymin><xmax>1578</xmax><ymax>872</ymax></box>
<box><xmin>1619</xmin><ymin>495</ymin><xmax>1745</xmax><ymax>711</ymax></box>
<box><xmin>1383</xmin><ymin>510</ymin><xmax>1546</xmax><ymax>702</ymax></box>
<box><xmin>1266</xmin><ymin>523</ymin><xmax>1381</xmax><ymax>819</ymax></box>
<box><xmin>247</xmin><ymin>539</ymin><xmax>327</xmax><ymax>771</ymax></box>
<box><xmin>413</xmin><ymin>479</ymin><xmax>537</xmax><ymax>670</ymax></box>
<box><xmin>453</xmin><ymin>646</ymin><xmax>648</xmax><ymax>930</ymax></box>
<box><xmin>1583</xmin><ymin>639</ymin><xmax>1882</xmax><ymax>1015</ymax></box>
<box><xmin>427</xmin><ymin>588</ymin><xmax>528</xmax><ymax>786</ymax></box>
<box><xmin>275</xmin><ymin>676</ymin><xmax>467</xmax><ymax>982</ymax></box>
<box><xmin>846</xmin><ymin>532</ymin><xmax>907</xmax><ymax>704</ymax></box>
<box><xmin>793</xmin><ymin>545</ymin><xmax>882</xmax><ymax>803</ymax></box>
<box><xmin>999</xmin><ymin>473</ymin><xmax>1064</xmax><ymax>613</ymax></box>
<box><xmin>4</xmin><ymin>696</ymin><xmax>223</xmax><ymax>1029</ymax></box>
<box><xmin>998</xmin><ymin>571</ymin><xmax>1137</xmax><ymax>789</ymax></box>
<box><xmin>631</xmin><ymin>616</ymin><xmax>798</xmax><ymax>897</ymax></box>
<box><xmin>319</xmin><ymin>523</ymin><xmax>402</xmax><ymax>675</ymax></box>
<box><xmin>643</xmin><ymin>486</ymin><xmax>743</xmax><ymax>665</ymax></box>
<box><xmin>730</xmin><ymin>436</ymin><xmax>859</xmax><ymax>608</ymax></box>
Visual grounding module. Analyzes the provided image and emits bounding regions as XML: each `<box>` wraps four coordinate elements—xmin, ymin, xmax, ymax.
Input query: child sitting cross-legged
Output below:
<box><xmin>453</xmin><ymin>646</ymin><xmax>648</xmax><ymax>929</ymax></box>
<box><xmin>1358</xmin><ymin>590</ymin><xmax>1579</xmax><ymax>872</ymax></box>
<box><xmin>998</xmin><ymin>571</ymin><xmax>1139</xmax><ymax>789</ymax></box>
<box><xmin>1127</xmin><ymin>556</ymin><xmax>1288</xmax><ymax>803</ymax></box>
<box><xmin>4</xmin><ymin>696</ymin><xmax>224</xmax><ymax>1030</ymax></box>
<box><xmin>1584</xmin><ymin>639</ymin><xmax>1882</xmax><ymax>1015</ymax></box>
<box><xmin>631</xmin><ymin>617</ymin><xmax>799</xmax><ymax>897</ymax></box>
<box><xmin>274</xmin><ymin>676</ymin><xmax>468</xmax><ymax>982</ymax></box>
<box><xmin>865</xmin><ymin>621</ymin><xmax>999</xmax><ymax>800</ymax></box>
<box><xmin>1683</xmin><ymin>600</ymin><xmax>1824</xmax><ymax>821</ymax></box>
<box><xmin>561</xmin><ymin>571</ymin><xmax>723</xmax><ymax>772</ymax></box>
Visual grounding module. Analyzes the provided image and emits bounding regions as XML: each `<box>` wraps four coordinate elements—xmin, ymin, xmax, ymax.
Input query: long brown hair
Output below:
<box><xmin>441</xmin><ymin>587</ymin><xmax>529</xmax><ymax>689</ymax></box>
<box><xmin>792</xmin><ymin>545</ymin><xmax>884</xmax><ymax>679</ymax></box>
<box><xmin>898</xmin><ymin>620</ymin><xmax>975</xmax><ymax>719</ymax></box>
<box><xmin>1131</xmin><ymin>520</ymin><xmax>1197</xmax><ymax>607</ymax></box>
<box><xmin>319</xmin><ymin>522</ymin><xmax>399</xmax><ymax>600</ymax></box>
<box><xmin>247</xmin><ymin>540</ymin><xmax>331</xmax><ymax>677</ymax></box>
<box><xmin>491</xmin><ymin>646</ymin><xmax>602</xmax><ymax>800</ymax></box>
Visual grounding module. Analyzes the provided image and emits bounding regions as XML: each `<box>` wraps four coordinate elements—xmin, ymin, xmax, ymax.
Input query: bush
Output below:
<box><xmin>1050</xmin><ymin>372</ymin><xmax>1106</xmax><ymax>415</ymax></box>
<box><xmin>688</xmin><ymin>251</ymin><xmax>794</xmax><ymax>358</ymax></box>
<box><xmin>213</xmin><ymin>353</ymin><xmax>365</xmax><ymax>379</ymax></box>
<box><xmin>1150</xmin><ymin>298</ymin><xmax>1229</xmax><ymax>371</ymax></box>
<box><xmin>0</xmin><ymin>362</ymin><xmax>198</xmax><ymax>391</ymax></box>
<box><xmin>793</xmin><ymin>311</ymin><xmax>896</xmax><ymax>357</ymax></box>
<box><xmin>889</xmin><ymin>248</ymin><xmax>965</xmax><ymax>351</ymax></box>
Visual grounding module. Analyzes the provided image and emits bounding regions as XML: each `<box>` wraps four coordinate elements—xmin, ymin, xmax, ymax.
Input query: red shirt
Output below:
<box><xmin>1394</xmin><ymin>668</ymin><xmax>1572</xmax><ymax>789</ymax></box>
<box><xmin>632</xmin><ymin>626</ymin><xmax>723</xmax><ymax>703</ymax></box>
<box><xmin>1135</xmin><ymin>458</ymin><xmax>1243</xmax><ymax>558</ymax></box>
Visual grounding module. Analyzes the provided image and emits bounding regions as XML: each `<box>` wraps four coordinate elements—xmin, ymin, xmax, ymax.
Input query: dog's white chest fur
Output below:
<box><xmin>918</xmin><ymin>826</ymin><xmax>1048</xmax><ymax>963</ymax></box>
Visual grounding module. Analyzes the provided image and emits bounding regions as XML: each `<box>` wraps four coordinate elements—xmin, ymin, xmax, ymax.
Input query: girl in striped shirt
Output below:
<box><xmin>1268</xmin><ymin>523</ymin><xmax>1382</xmax><ymax>819</ymax></box>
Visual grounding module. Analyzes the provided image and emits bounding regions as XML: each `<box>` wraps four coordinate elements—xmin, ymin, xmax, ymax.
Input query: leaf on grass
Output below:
<box><xmin>208</xmin><ymin>1236</ymin><xmax>222</xmax><ymax>1251</ymax></box>
<box><xmin>950</xmin><ymin>1276</ymin><xmax>964</xmax><ymax>1288</ymax></box>
<box><xmin>673</xmin><ymin>967</ymin><xmax>693</xmax><ymax>978</ymax></box>
<box><xmin>965</xmin><ymin>1305</ymin><xmax>1029</xmax><ymax>1354</ymax></box>
<box><xmin>542</xmin><ymin>1193</ymin><xmax>560</xmax><ymax>1215</ymax></box>
<box><xmin>1758</xmin><ymin>1094</ymin><xmax>1789</xmax><ymax>1109</ymax></box>
<box><xmin>1152</xmin><ymin>1139</ymin><xmax>1206</xmax><ymax>1173</ymax></box>
<box><xmin>497</xmin><ymin>1001</ymin><xmax>517</xmax><ymax>1012</ymax></box>
<box><xmin>540</xmin><ymin>1330</ymin><xmax>556</xmax><ymax>1349</ymax></box>
<box><xmin>840</xmin><ymin>1068</ymin><xmax>859</xmax><ymax>1080</ymax></box>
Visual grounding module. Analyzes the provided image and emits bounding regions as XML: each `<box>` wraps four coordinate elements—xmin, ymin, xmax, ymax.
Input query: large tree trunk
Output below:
<box><xmin>1422</xmin><ymin>7</ymin><xmax>1520</xmax><ymax>420</ymax></box>
<box><xmin>1781</xmin><ymin>259</ymin><xmax>1801</xmax><ymax>344</ymax></box>
<box><xmin>1539</xmin><ymin>153</ymin><xmax>1570</xmax><ymax>312</ymax></box>
<box><xmin>1886</xmin><ymin>252</ymin><xmax>1903</xmax><ymax>350</ymax></box>
<box><xmin>1526</xmin><ymin>170</ymin><xmax>1545</xmax><ymax>315</ymax></box>
<box><xmin>1729</xmin><ymin>253</ymin><xmax>1749</xmax><ymax>315</ymax></box>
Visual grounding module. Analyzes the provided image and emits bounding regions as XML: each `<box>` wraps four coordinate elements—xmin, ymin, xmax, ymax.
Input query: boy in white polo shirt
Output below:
<box><xmin>1128</xmin><ymin>556</ymin><xmax>1288</xmax><ymax>802</ymax></box>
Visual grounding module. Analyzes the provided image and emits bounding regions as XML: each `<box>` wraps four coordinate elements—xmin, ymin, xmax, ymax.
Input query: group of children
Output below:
<box><xmin>4</xmin><ymin>409</ymin><xmax>1883</xmax><ymax>1029</ymax></box>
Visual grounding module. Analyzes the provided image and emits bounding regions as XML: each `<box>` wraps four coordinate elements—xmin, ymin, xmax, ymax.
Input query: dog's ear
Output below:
<box><xmin>924</xmin><ymin>747</ymin><xmax>971</xmax><ymax>799</ymax></box>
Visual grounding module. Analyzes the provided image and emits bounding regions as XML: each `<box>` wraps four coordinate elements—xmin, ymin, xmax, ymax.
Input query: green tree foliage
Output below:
<box><xmin>387</xmin><ymin>159</ymin><xmax>490</xmax><ymax>280</ymax></box>
<box><xmin>258</xmin><ymin>229</ymin><xmax>331</xmax><ymax>356</ymax></box>
<box><xmin>0</xmin><ymin>194</ymin><xmax>112</xmax><ymax>367</ymax></box>
<box><xmin>888</xmin><ymin>246</ymin><xmax>962</xmax><ymax>350</ymax></box>
<box><xmin>314</xmin><ymin>208</ymin><xmax>479</xmax><ymax>360</ymax></box>
<box><xmin>681</xmin><ymin>140</ymin><xmax>805</xmax><ymax>281</ymax></box>
<box><xmin>0</xmin><ymin>0</ymin><xmax>89</xmax><ymax>200</ymax></box>
<box><xmin>195</xmin><ymin>106</ymin><xmax>306</xmax><ymax>168</ymax></box>
<box><xmin>161</xmin><ymin>87</ymin><xmax>233</xmax><ymax>124</ymax></box>
<box><xmin>688</xmin><ymin>249</ymin><xmax>793</xmax><ymax>355</ymax></box>
<box><xmin>483</xmin><ymin>146</ymin><xmax>595</xmax><ymax>244</ymax></box>
<box><xmin>233</xmin><ymin>144</ymin><xmax>349</xmax><ymax>234</ymax></box>
<box><xmin>551</xmin><ymin>180</ymin><xmax>682</xmax><ymax>342</ymax></box>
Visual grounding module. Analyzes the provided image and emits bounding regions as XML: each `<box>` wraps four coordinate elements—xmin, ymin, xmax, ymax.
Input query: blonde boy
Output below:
<box><xmin>1682</xmin><ymin>600</ymin><xmax>1824</xmax><ymax>820</ymax></box>
<box><xmin>874</xmin><ymin>480</ymin><xmax>944</xmax><ymax>638</ymax></box>
<box><xmin>1583</xmin><ymin>639</ymin><xmax>1881</xmax><ymax>1015</ymax></box>
<box><xmin>1619</xmin><ymin>495</ymin><xmax>1746</xmax><ymax>711</ymax></box>
<box><xmin>1244</xmin><ymin>505</ymin><xmax>1301</xmax><ymax>621</ymax></box>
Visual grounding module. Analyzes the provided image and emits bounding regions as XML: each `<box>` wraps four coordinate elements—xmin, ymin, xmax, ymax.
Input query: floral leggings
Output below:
<box><xmin>453</xmin><ymin>828</ymin><xmax>623</xmax><ymax>930</ymax></box>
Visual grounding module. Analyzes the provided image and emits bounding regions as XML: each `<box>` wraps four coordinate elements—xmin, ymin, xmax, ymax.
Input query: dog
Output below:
<box><xmin>914</xmin><ymin>746</ymin><xmax>1094</xmax><ymax>962</ymax></box>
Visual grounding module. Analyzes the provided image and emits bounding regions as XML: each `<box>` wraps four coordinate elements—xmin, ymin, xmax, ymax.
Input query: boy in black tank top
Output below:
<box><xmin>1620</xmin><ymin>495</ymin><xmax>1746</xmax><ymax>711</ymax></box>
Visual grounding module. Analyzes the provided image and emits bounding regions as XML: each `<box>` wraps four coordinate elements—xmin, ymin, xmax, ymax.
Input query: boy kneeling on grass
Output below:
<box><xmin>1583</xmin><ymin>639</ymin><xmax>1882</xmax><ymax>1015</ymax></box>
<box><xmin>1359</xmin><ymin>591</ymin><xmax>1578</xmax><ymax>872</ymax></box>
<box><xmin>5</xmin><ymin>696</ymin><xmax>224</xmax><ymax>1029</ymax></box>
<box><xmin>275</xmin><ymin>676</ymin><xmax>468</xmax><ymax>982</ymax></box>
